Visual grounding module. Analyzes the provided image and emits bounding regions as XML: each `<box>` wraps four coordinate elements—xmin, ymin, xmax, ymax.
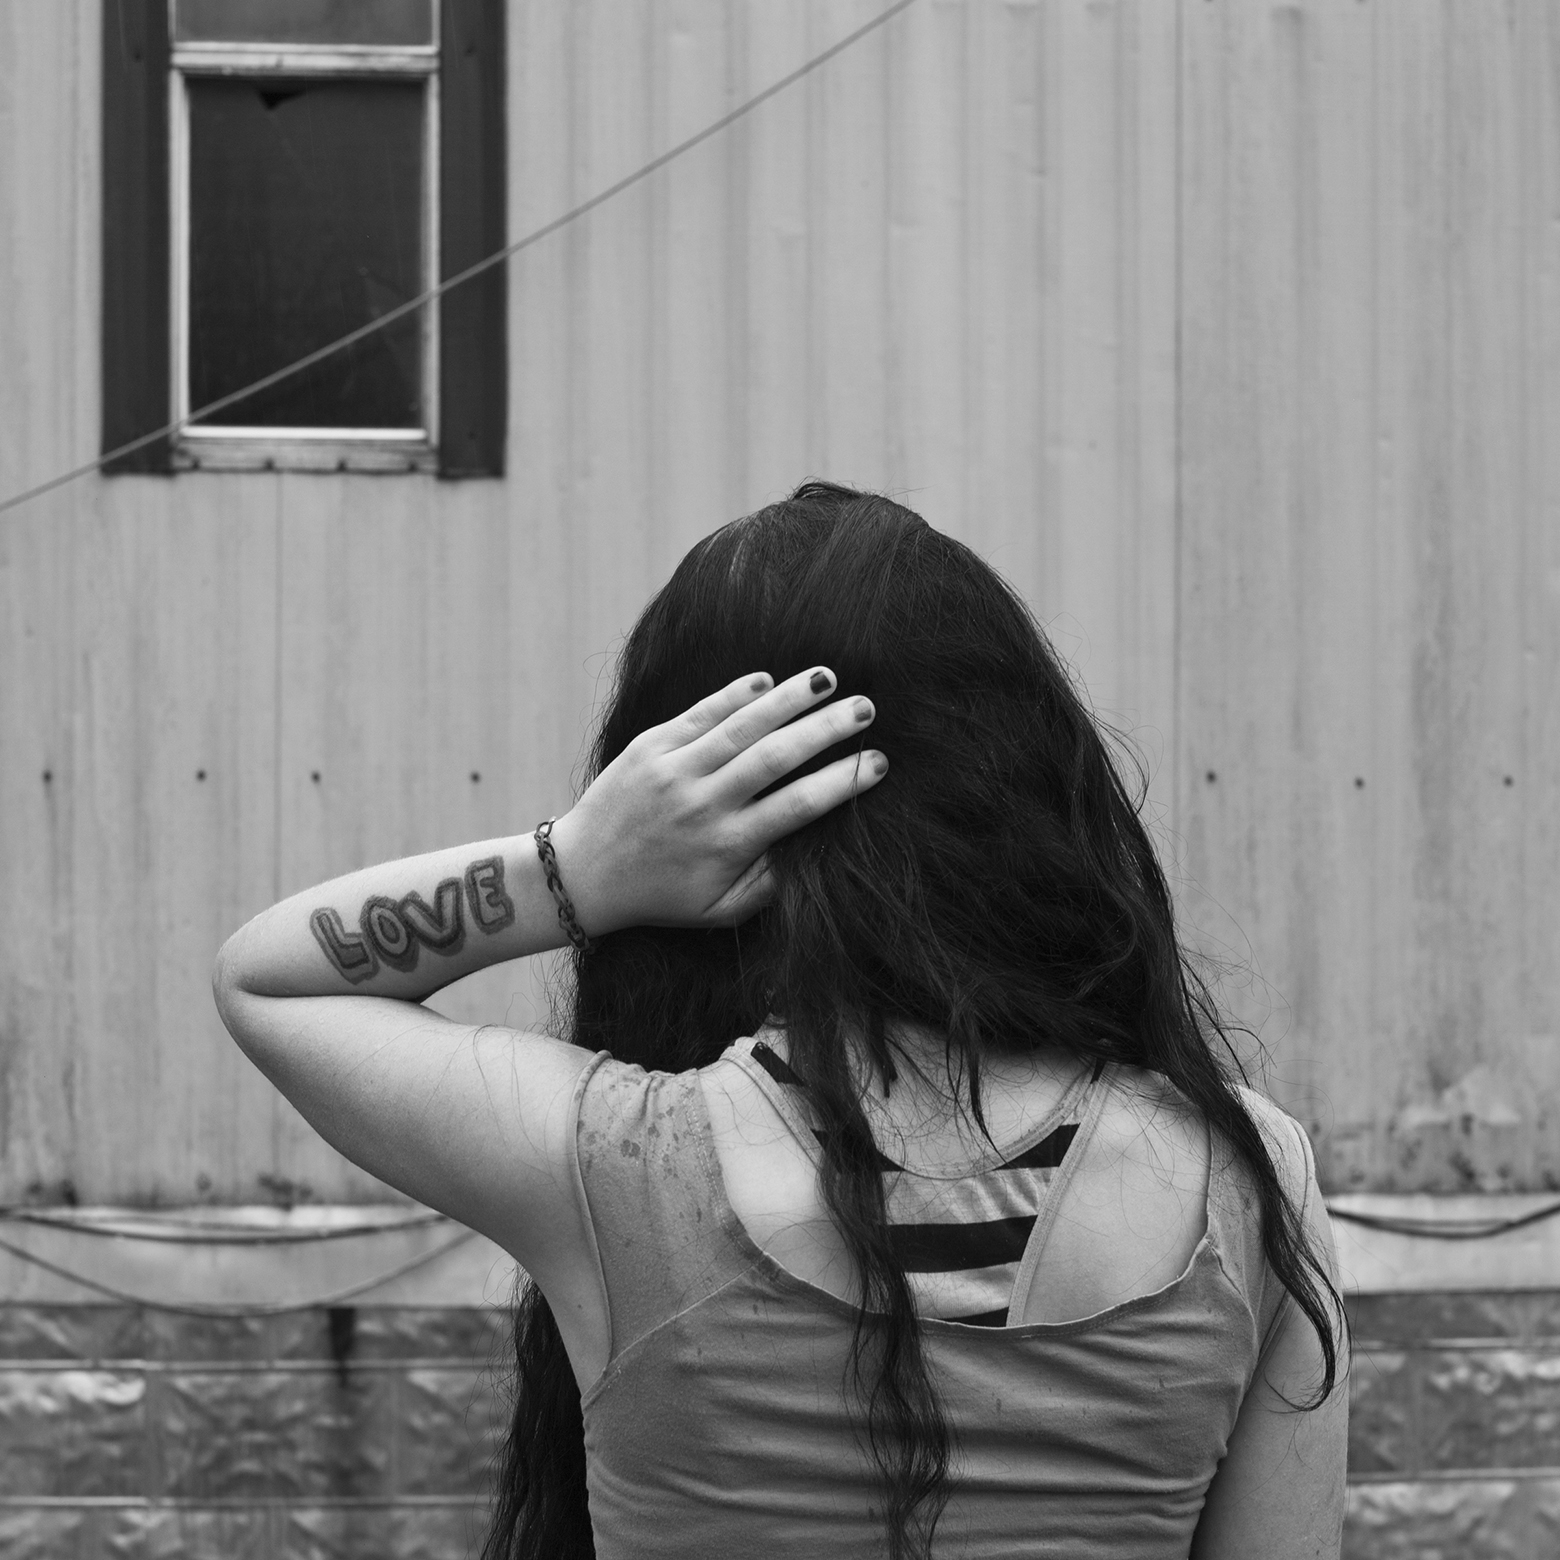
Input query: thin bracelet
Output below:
<box><xmin>534</xmin><ymin>817</ymin><xmax>596</xmax><ymax>954</ymax></box>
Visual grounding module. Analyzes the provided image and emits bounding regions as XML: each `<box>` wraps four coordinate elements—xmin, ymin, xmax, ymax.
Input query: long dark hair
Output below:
<box><xmin>483</xmin><ymin>482</ymin><xmax>1345</xmax><ymax>1560</ymax></box>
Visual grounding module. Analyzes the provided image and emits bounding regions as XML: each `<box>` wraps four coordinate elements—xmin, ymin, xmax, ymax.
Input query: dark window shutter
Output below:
<box><xmin>439</xmin><ymin>0</ymin><xmax>507</xmax><ymax>478</ymax></box>
<box><xmin>101</xmin><ymin>0</ymin><xmax>171</xmax><ymax>473</ymax></box>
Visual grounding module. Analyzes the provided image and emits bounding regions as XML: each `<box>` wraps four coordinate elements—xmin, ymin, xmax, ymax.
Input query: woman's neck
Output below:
<box><xmin>762</xmin><ymin>1016</ymin><xmax>1078</xmax><ymax>1166</ymax></box>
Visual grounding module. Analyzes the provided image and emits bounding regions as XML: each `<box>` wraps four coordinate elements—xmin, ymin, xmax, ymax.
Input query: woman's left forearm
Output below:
<box><xmin>215</xmin><ymin>833</ymin><xmax>570</xmax><ymax>1008</ymax></box>
<box><xmin>214</xmin><ymin>668</ymin><xmax>885</xmax><ymax>1022</ymax></box>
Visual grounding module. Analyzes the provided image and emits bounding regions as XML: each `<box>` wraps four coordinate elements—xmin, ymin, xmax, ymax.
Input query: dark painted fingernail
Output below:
<box><xmin>853</xmin><ymin>698</ymin><xmax>874</xmax><ymax>722</ymax></box>
<box><xmin>809</xmin><ymin>670</ymin><xmax>832</xmax><ymax>695</ymax></box>
<box><xmin>751</xmin><ymin>674</ymin><xmax>771</xmax><ymax>692</ymax></box>
<box><xmin>872</xmin><ymin>753</ymin><xmax>889</xmax><ymax>776</ymax></box>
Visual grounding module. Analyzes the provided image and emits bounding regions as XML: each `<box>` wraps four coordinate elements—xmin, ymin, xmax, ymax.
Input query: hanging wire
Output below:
<box><xmin>0</xmin><ymin>0</ymin><xmax>919</xmax><ymax>519</ymax></box>
<box><xmin>1326</xmin><ymin>1199</ymin><xmax>1560</xmax><ymax>1241</ymax></box>
<box><xmin>3</xmin><ymin>1192</ymin><xmax>1555</xmax><ymax>1320</ymax></box>
<box><xmin>0</xmin><ymin>1227</ymin><xmax>482</xmax><ymax>1318</ymax></box>
<box><xmin>14</xmin><ymin>1196</ymin><xmax>1560</xmax><ymax>1246</ymax></box>
<box><xmin>0</xmin><ymin>1205</ymin><xmax>451</xmax><ymax>1243</ymax></box>
<box><xmin>3</xmin><ymin>1197</ymin><xmax>1555</xmax><ymax>1323</ymax></box>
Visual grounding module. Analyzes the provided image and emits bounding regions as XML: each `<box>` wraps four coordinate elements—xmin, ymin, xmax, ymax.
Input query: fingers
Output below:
<box><xmin>681</xmin><ymin>666</ymin><xmax>844</xmax><ymax>778</ymax></box>
<box><xmin>657</xmin><ymin>672</ymin><xmax>776</xmax><ymax>747</ymax></box>
<box><xmin>711</xmin><ymin>692</ymin><xmax>879</xmax><ymax>807</ymax></box>
<box><xmin>701</xmin><ymin>853</ymin><xmax>777</xmax><ymax>926</ymax></box>
<box><xmin>740</xmin><ymin>748</ymin><xmax>889</xmax><ymax>849</ymax></box>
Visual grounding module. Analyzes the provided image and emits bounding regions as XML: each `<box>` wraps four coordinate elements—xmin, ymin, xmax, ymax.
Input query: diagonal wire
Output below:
<box><xmin>0</xmin><ymin>0</ymin><xmax>919</xmax><ymax>518</ymax></box>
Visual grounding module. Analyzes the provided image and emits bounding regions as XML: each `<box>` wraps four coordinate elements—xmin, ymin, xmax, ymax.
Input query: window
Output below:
<box><xmin>102</xmin><ymin>0</ymin><xmax>505</xmax><ymax>476</ymax></box>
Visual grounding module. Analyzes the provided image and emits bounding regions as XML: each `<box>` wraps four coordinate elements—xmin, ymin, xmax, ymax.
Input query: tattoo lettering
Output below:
<box><xmin>465</xmin><ymin>855</ymin><xmax>517</xmax><ymax>932</ymax></box>
<box><xmin>311</xmin><ymin>856</ymin><xmax>514</xmax><ymax>984</ymax></box>
<box><xmin>360</xmin><ymin>896</ymin><xmax>420</xmax><ymax>973</ymax></box>
<box><xmin>398</xmin><ymin>877</ymin><xmax>466</xmax><ymax>955</ymax></box>
<box><xmin>310</xmin><ymin>908</ymin><xmax>379</xmax><ymax>985</ymax></box>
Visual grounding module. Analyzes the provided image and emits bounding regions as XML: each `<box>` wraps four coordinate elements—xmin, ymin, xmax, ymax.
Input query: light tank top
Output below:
<box><xmin>568</xmin><ymin>1036</ymin><xmax>1312</xmax><ymax>1559</ymax></box>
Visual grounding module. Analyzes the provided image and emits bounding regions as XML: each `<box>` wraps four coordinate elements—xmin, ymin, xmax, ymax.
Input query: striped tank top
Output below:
<box><xmin>740</xmin><ymin>1035</ymin><xmax>1105</xmax><ymax>1328</ymax></box>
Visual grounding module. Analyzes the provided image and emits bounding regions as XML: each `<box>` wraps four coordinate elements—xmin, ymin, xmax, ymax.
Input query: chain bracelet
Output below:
<box><xmin>533</xmin><ymin>817</ymin><xmax>596</xmax><ymax>954</ymax></box>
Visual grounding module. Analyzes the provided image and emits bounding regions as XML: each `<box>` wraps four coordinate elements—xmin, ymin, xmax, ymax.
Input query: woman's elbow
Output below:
<box><xmin>211</xmin><ymin>933</ymin><xmax>254</xmax><ymax>1050</ymax></box>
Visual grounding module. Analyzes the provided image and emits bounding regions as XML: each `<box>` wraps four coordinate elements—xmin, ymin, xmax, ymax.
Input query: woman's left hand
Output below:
<box><xmin>546</xmin><ymin>666</ymin><xmax>886</xmax><ymax>935</ymax></box>
<box><xmin>209</xmin><ymin>666</ymin><xmax>883</xmax><ymax>1293</ymax></box>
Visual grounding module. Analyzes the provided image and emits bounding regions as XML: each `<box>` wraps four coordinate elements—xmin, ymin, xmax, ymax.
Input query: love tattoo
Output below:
<box><xmin>309</xmin><ymin>856</ymin><xmax>516</xmax><ymax>984</ymax></box>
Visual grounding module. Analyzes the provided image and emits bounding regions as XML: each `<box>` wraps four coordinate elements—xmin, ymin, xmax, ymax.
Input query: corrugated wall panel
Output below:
<box><xmin>0</xmin><ymin>0</ymin><xmax>1183</xmax><ymax>1200</ymax></box>
<box><xmin>1178</xmin><ymin>0</ymin><xmax>1385</xmax><ymax>1149</ymax></box>
<box><xmin>1178</xmin><ymin>0</ymin><xmax>1560</xmax><ymax>1190</ymax></box>
<box><xmin>5</xmin><ymin>0</ymin><xmax>1552</xmax><ymax>1201</ymax></box>
<box><xmin>1517</xmin><ymin>0</ymin><xmax>1560</xmax><ymax>1176</ymax></box>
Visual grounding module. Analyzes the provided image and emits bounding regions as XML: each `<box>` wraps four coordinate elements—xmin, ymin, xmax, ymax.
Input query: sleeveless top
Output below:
<box><xmin>567</xmin><ymin>1033</ymin><xmax>1314</xmax><ymax>1560</ymax></box>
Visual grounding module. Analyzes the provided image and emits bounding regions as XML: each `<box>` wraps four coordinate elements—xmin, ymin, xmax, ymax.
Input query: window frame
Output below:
<box><xmin>101</xmin><ymin>0</ymin><xmax>506</xmax><ymax>479</ymax></box>
<box><xmin>169</xmin><ymin>32</ymin><xmax>441</xmax><ymax>472</ymax></box>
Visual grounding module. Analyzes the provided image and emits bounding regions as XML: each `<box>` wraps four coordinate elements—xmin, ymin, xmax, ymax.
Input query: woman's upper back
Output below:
<box><xmin>565</xmin><ymin>1029</ymin><xmax>1318</xmax><ymax>1559</ymax></box>
<box><xmin>701</xmin><ymin>1024</ymin><xmax>1215</xmax><ymax>1327</ymax></box>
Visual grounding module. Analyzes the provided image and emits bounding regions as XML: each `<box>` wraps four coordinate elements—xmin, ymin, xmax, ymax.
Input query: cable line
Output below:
<box><xmin>0</xmin><ymin>1226</ymin><xmax>482</xmax><ymax>1318</ymax></box>
<box><xmin>0</xmin><ymin>1205</ymin><xmax>452</xmax><ymax>1243</ymax></box>
<box><xmin>1326</xmin><ymin>1198</ymin><xmax>1560</xmax><ymax>1241</ymax></box>
<box><xmin>0</xmin><ymin>0</ymin><xmax>918</xmax><ymax>518</ymax></box>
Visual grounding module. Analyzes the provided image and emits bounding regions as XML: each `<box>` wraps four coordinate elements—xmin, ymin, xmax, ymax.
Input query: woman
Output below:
<box><xmin>215</xmin><ymin>482</ymin><xmax>1348</xmax><ymax>1560</ymax></box>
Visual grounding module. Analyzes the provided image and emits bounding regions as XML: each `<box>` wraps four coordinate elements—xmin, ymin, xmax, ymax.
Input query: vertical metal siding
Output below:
<box><xmin>0</xmin><ymin>0</ymin><xmax>1551</xmax><ymax>1201</ymax></box>
<box><xmin>1178</xmin><ymin>0</ymin><xmax>1560</xmax><ymax>1191</ymax></box>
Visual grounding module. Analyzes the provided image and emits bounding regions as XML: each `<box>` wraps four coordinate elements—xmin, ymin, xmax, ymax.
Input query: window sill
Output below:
<box><xmin>172</xmin><ymin>431</ymin><xmax>437</xmax><ymax>474</ymax></box>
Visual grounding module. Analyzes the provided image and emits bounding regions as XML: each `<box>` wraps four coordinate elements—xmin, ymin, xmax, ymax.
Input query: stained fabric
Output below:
<box><xmin>567</xmin><ymin>1035</ymin><xmax>1314</xmax><ymax>1560</ymax></box>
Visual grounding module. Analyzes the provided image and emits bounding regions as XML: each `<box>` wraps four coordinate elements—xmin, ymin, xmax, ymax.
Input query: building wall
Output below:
<box><xmin>0</xmin><ymin>0</ymin><xmax>1556</xmax><ymax>1201</ymax></box>
<box><xmin>1176</xmin><ymin>0</ymin><xmax>1560</xmax><ymax>1198</ymax></box>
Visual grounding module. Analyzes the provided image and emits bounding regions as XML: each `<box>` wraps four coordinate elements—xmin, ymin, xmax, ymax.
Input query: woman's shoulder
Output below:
<box><xmin>1087</xmin><ymin>1062</ymin><xmax>1208</xmax><ymax>1186</ymax></box>
<box><xmin>1230</xmin><ymin>1085</ymin><xmax>1318</xmax><ymax>1202</ymax></box>
<box><xmin>572</xmin><ymin>1050</ymin><xmax>709</xmax><ymax>1168</ymax></box>
<box><xmin>1086</xmin><ymin>1065</ymin><xmax>1322</xmax><ymax>1296</ymax></box>
<box><xmin>1098</xmin><ymin>1064</ymin><xmax>1316</xmax><ymax>1199</ymax></box>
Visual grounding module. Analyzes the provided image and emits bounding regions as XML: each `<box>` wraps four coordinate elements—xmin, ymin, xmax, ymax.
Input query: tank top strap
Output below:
<box><xmin>1002</xmin><ymin>1063</ymin><xmax>1117</xmax><ymax>1321</ymax></box>
<box><xmin>724</xmin><ymin>1032</ymin><xmax>838</xmax><ymax>1158</ymax></box>
<box><xmin>725</xmin><ymin>1033</ymin><xmax>1111</xmax><ymax>1325</ymax></box>
<box><xmin>727</xmin><ymin>1031</ymin><xmax>1105</xmax><ymax>1180</ymax></box>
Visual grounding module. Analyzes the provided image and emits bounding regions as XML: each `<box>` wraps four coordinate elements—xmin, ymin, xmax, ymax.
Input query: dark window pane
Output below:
<box><xmin>175</xmin><ymin>0</ymin><xmax>432</xmax><ymax>47</ymax></box>
<box><xmin>186</xmin><ymin>78</ymin><xmax>424</xmax><ymax>429</ymax></box>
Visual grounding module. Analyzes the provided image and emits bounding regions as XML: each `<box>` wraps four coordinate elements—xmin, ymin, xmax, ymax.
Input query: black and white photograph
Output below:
<box><xmin>1</xmin><ymin>2</ymin><xmax>1556</xmax><ymax>1556</ymax></box>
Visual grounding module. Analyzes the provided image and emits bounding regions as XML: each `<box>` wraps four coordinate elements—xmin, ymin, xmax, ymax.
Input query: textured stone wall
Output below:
<box><xmin>6</xmin><ymin>1295</ymin><xmax>1560</xmax><ymax>1556</ymax></box>
<box><xmin>1346</xmin><ymin>1292</ymin><xmax>1560</xmax><ymax>1559</ymax></box>
<box><xmin>0</xmin><ymin>1305</ymin><xmax>509</xmax><ymax>1559</ymax></box>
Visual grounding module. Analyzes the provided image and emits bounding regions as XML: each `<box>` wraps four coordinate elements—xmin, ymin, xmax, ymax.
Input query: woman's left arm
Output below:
<box><xmin>213</xmin><ymin>666</ymin><xmax>883</xmax><ymax>1268</ymax></box>
<box><xmin>211</xmin><ymin>829</ymin><xmax>600</xmax><ymax>1268</ymax></box>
